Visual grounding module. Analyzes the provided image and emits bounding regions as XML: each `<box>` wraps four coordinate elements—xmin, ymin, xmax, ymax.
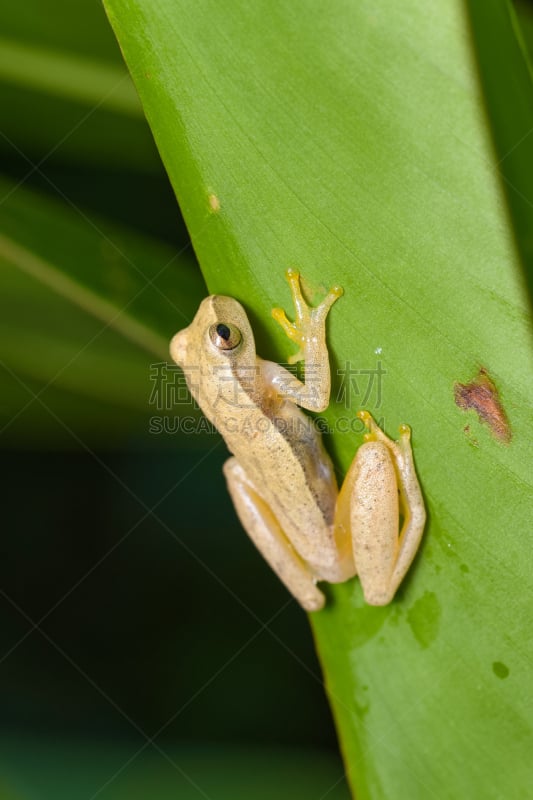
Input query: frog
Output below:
<box><xmin>170</xmin><ymin>270</ymin><xmax>426</xmax><ymax>611</ymax></box>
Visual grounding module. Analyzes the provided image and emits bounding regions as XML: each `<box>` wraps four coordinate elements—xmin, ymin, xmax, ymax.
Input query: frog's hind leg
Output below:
<box><xmin>223</xmin><ymin>458</ymin><xmax>325</xmax><ymax>612</ymax></box>
<box><xmin>357</xmin><ymin>411</ymin><xmax>426</xmax><ymax>603</ymax></box>
<box><xmin>335</xmin><ymin>412</ymin><xmax>426</xmax><ymax>606</ymax></box>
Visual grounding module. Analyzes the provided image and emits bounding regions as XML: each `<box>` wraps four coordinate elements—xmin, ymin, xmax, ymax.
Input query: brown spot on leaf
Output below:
<box><xmin>454</xmin><ymin>368</ymin><xmax>511</xmax><ymax>443</ymax></box>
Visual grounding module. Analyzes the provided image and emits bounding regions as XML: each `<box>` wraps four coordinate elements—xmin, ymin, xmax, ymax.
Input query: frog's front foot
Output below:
<box><xmin>272</xmin><ymin>269</ymin><xmax>343</xmax><ymax>364</ymax></box>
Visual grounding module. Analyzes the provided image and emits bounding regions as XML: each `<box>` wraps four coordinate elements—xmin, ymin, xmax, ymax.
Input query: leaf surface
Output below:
<box><xmin>103</xmin><ymin>1</ymin><xmax>533</xmax><ymax>796</ymax></box>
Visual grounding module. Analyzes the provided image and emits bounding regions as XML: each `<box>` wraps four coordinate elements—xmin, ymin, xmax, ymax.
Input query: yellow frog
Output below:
<box><xmin>170</xmin><ymin>270</ymin><xmax>426</xmax><ymax>611</ymax></box>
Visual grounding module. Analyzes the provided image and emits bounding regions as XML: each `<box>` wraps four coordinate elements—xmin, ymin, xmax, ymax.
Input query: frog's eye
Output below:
<box><xmin>209</xmin><ymin>322</ymin><xmax>242</xmax><ymax>351</ymax></box>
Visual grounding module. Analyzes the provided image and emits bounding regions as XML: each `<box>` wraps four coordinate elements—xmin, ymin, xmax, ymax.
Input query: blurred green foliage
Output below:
<box><xmin>1</xmin><ymin>737</ymin><xmax>347</xmax><ymax>800</ymax></box>
<box><xmin>0</xmin><ymin>0</ymin><xmax>201</xmax><ymax>448</ymax></box>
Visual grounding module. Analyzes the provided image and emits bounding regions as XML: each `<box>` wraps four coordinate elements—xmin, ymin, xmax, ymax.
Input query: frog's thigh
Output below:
<box><xmin>343</xmin><ymin>441</ymin><xmax>400</xmax><ymax>606</ymax></box>
<box><xmin>223</xmin><ymin>458</ymin><xmax>325</xmax><ymax>612</ymax></box>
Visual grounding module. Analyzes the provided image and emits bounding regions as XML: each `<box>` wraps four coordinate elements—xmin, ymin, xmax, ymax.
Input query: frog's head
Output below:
<box><xmin>170</xmin><ymin>293</ymin><xmax>256</xmax><ymax>400</ymax></box>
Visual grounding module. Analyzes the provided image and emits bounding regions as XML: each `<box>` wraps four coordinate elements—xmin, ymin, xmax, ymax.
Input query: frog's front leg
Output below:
<box><xmin>269</xmin><ymin>269</ymin><xmax>342</xmax><ymax>412</ymax></box>
<box><xmin>335</xmin><ymin>411</ymin><xmax>426</xmax><ymax>605</ymax></box>
<box><xmin>223</xmin><ymin>458</ymin><xmax>326</xmax><ymax>611</ymax></box>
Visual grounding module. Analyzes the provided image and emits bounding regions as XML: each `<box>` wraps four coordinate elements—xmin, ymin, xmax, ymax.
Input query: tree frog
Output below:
<box><xmin>170</xmin><ymin>270</ymin><xmax>426</xmax><ymax>611</ymax></box>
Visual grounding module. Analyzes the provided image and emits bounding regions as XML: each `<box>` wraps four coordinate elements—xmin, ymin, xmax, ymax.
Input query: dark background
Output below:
<box><xmin>1</xmin><ymin>448</ymin><xmax>337</xmax><ymax>749</ymax></box>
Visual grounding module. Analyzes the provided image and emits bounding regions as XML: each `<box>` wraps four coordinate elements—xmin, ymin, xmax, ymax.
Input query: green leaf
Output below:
<box><xmin>0</xmin><ymin>177</ymin><xmax>205</xmax><ymax>447</ymax></box>
<box><xmin>104</xmin><ymin>0</ymin><xmax>533</xmax><ymax>797</ymax></box>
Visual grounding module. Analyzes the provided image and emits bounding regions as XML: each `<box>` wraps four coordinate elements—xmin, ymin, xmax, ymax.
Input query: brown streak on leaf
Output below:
<box><xmin>454</xmin><ymin>367</ymin><xmax>511</xmax><ymax>443</ymax></box>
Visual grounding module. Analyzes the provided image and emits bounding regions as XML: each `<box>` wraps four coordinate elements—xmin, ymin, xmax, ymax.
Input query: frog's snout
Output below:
<box><xmin>170</xmin><ymin>329</ymin><xmax>188</xmax><ymax>366</ymax></box>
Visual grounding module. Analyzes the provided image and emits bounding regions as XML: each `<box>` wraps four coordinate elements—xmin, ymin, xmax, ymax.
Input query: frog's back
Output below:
<box><xmin>220</xmin><ymin>399</ymin><xmax>340</xmax><ymax>577</ymax></box>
